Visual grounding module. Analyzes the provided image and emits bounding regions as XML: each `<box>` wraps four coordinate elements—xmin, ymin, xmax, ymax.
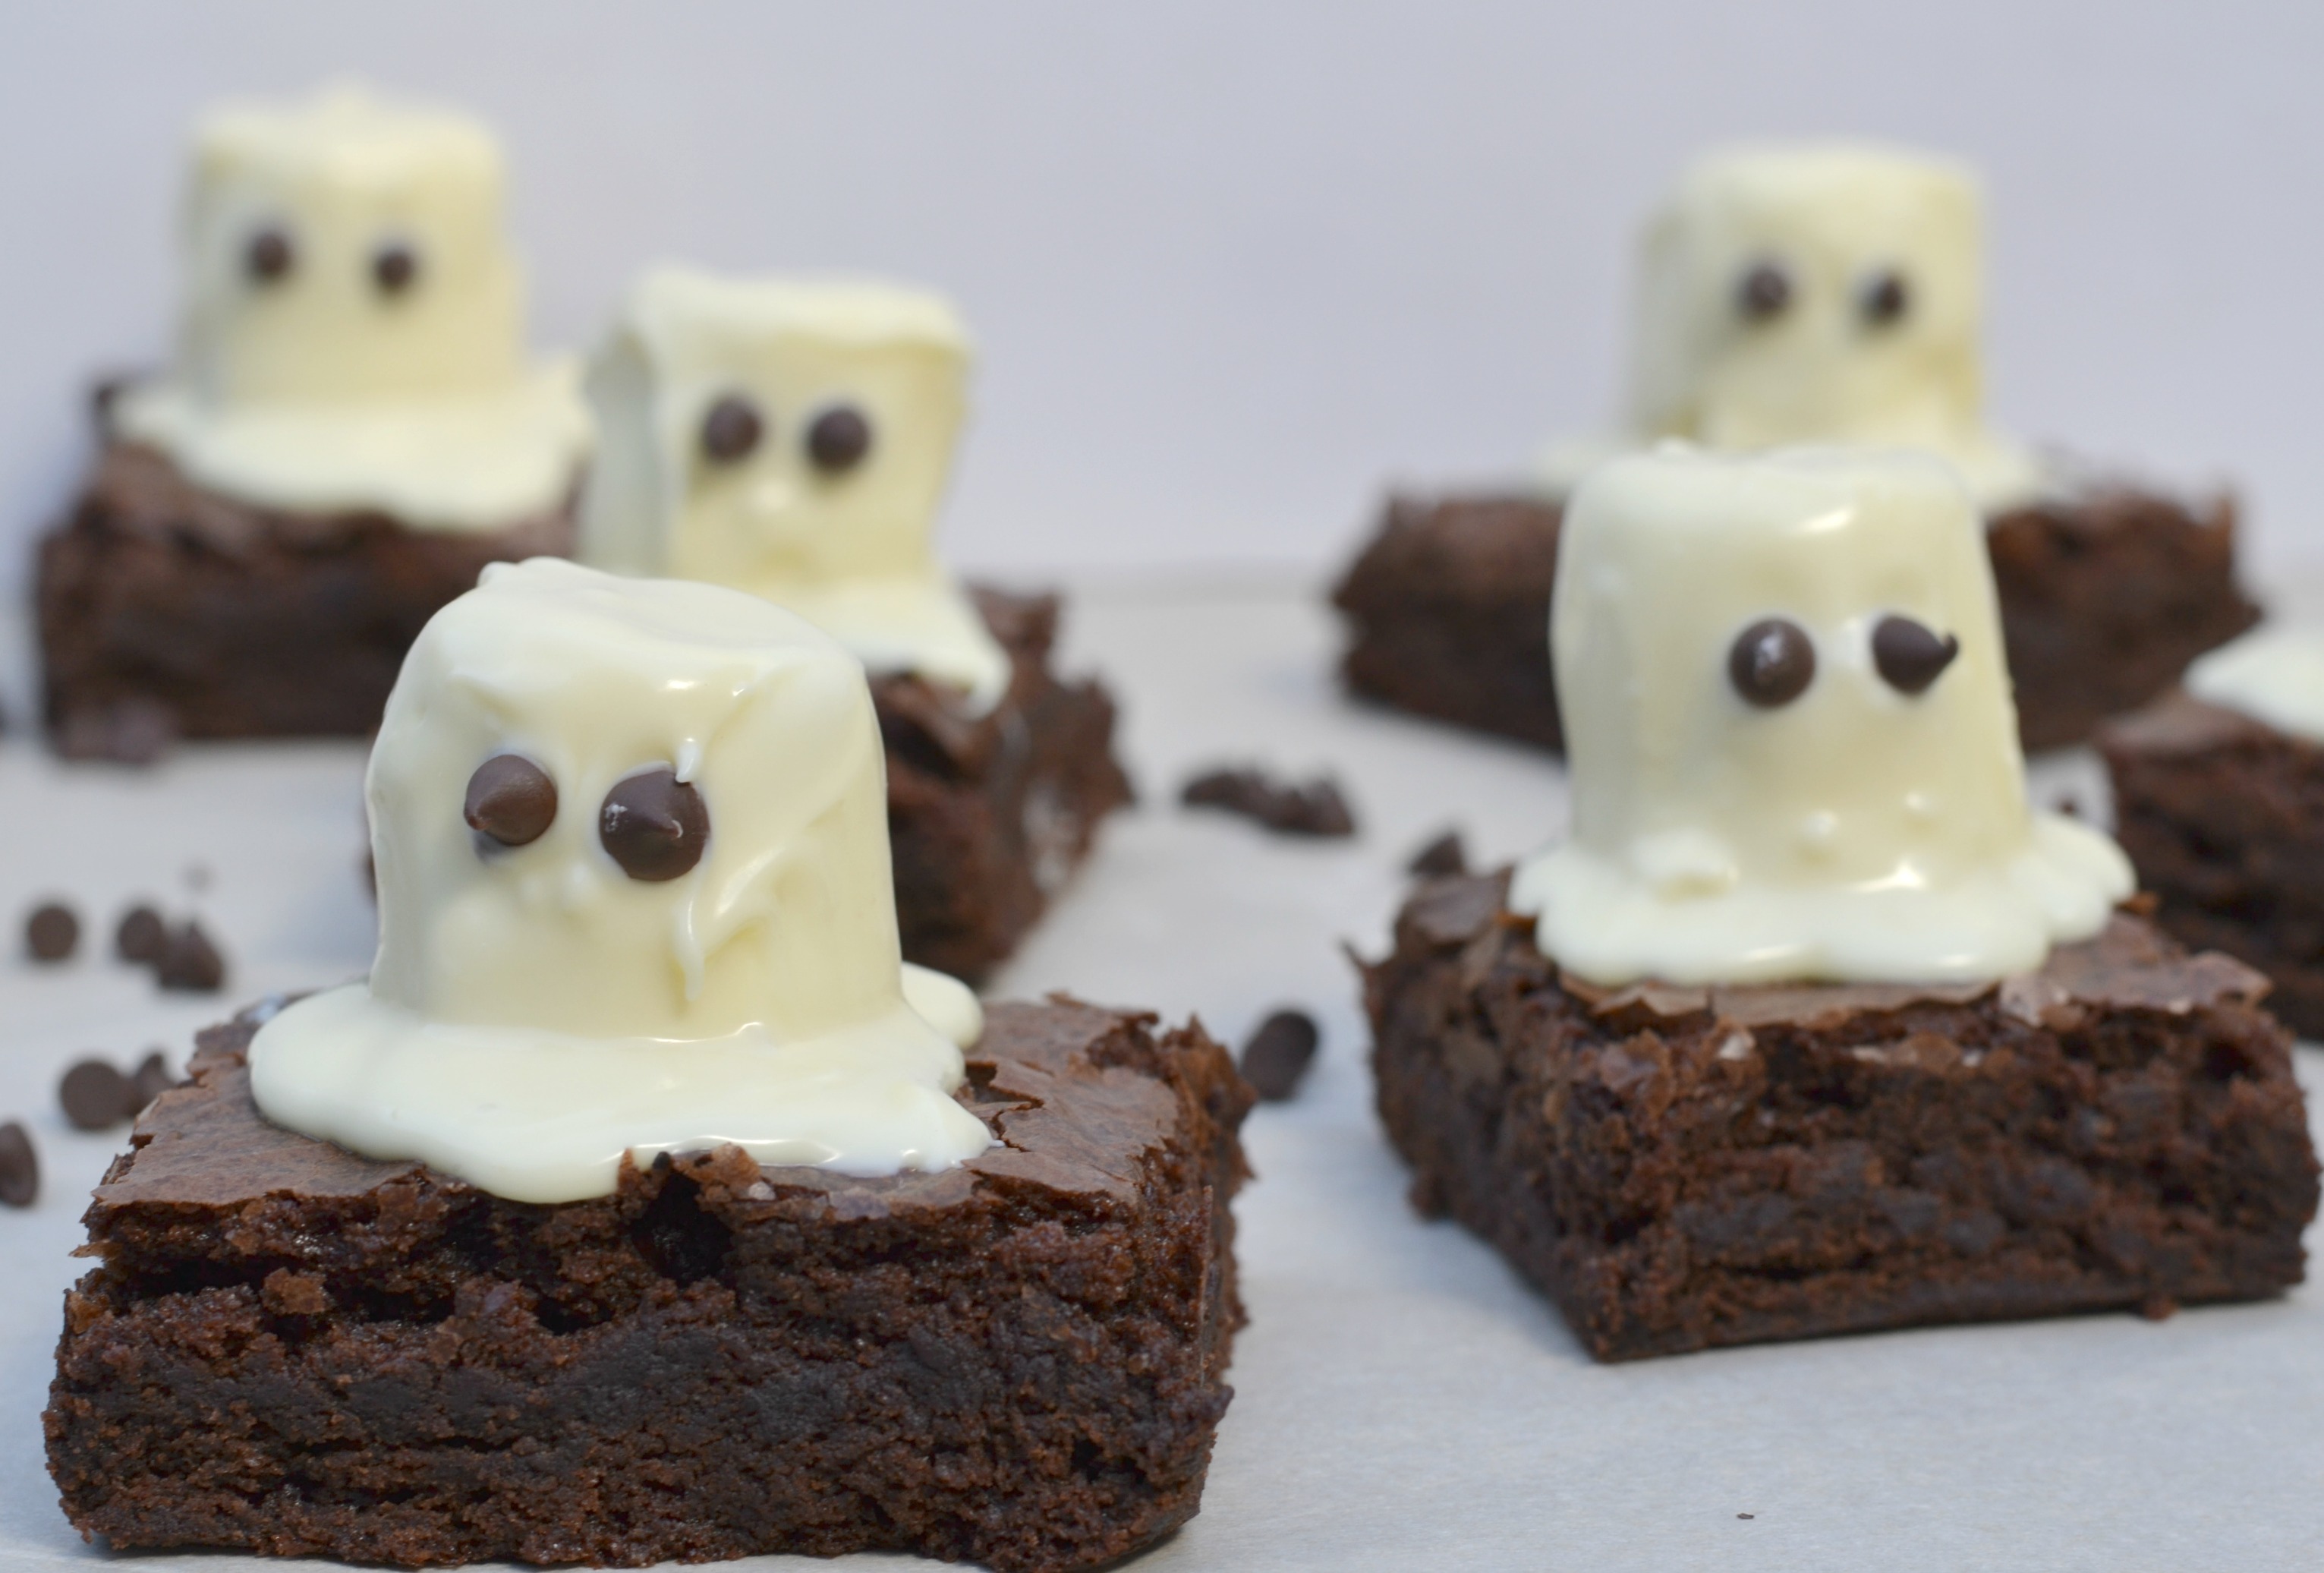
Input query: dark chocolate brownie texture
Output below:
<box><xmin>1333</xmin><ymin>484</ymin><xmax>2258</xmax><ymax>754</ymax></box>
<box><xmin>2100</xmin><ymin>690</ymin><xmax>2324</xmax><ymax>1039</ymax></box>
<box><xmin>49</xmin><ymin>995</ymin><xmax>1251</xmax><ymax>1571</ymax></box>
<box><xmin>879</xmin><ymin>587</ymin><xmax>1132</xmax><ymax>983</ymax></box>
<box><xmin>1365</xmin><ymin>870</ymin><xmax>2317</xmax><ymax>1362</ymax></box>
<box><xmin>37</xmin><ymin>436</ymin><xmax>573</xmax><ymax>753</ymax></box>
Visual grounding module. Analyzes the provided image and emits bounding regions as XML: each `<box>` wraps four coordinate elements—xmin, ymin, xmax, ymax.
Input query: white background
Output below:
<box><xmin>0</xmin><ymin>0</ymin><xmax>2320</xmax><ymax>596</ymax></box>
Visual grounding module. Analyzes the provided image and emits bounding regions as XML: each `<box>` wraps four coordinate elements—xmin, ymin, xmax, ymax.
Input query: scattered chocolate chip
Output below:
<box><xmin>1240</xmin><ymin>1010</ymin><xmax>1321</xmax><ymax>1101</ymax></box>
<box><xmin>1406</xmin><ymin>830</ymin><xmax>1468</xmax><ymax>878</ymax></box>
<box><xmin>1860</xmin><ymin>269</ymin><xmax>1910</xmax><ymax>326</ymax></box>
<box><xmin>184</xmin><ymin>862</ymin><xmax>213</xmax><ymax>892</ymax></box>
<box><xmin>156</xmin><ymin>922</ymin><xmax>227</xmax><ymax>993</ymax></box>
<box><xmin>59</xmin><ymin>1059</ymin><xmax>132</xmax><ymax>1131</ymax></box>
<box><xmin>25</xmin><ymin>902</ymin><xmax>79</xmax><ymax>963</ymax></box>
<box><xmin>1871</xmin><ymin>614</ymin><xmax>1959</xmax><ymax>695</ymax></box>
<box><xmin>0</xmin><ymin>1122</ymin><xmax>35</xmax><ymax>1206</ymax></box>
<box><xmin>372</xmin><ymin>241</ymin><xmax>419</xmax><ymax>294</ymax></box>
<box><xmin>1737</xmin><ymin>1513</ymin><xmax>1756</xmax><ymax>1521</ymax></box>
<box><xmin>129</xmin><ymin>1051</ymin><xmax>178</xmax><ymax>1112</ymax></box>
<box><xmin>115</xmin><ymin>905</ymin><xmax>166</xmax><ymax>965</ymax></box>
<box><xmin>1737</xmin><ymin>260</ymin><xmax>1791</xmax><ymax>321</ymax></box>
<box><xmin>465</xmin><ymin>755</ymin><xmax>558</xmax><ymax>848</ymax></box>
<box><xmin>700</xmin><ymin>395</ymin><xmax>764</xmax><ymax>463</ymax></box>
<box><xmin>600</xmin><ymin>768</ymin><xmax>710</xmax><ymax>881</ymax></box>
<box><xmin>1727</xmin><ymin>618</ymin><xmax>1816</xmax><ymax>708</ymax></box>
<box><xmin>2057</xmin><ymin>794</ymin><xmax>2084</xmax><ymax>820</ymax></box>
<box><xmin>806</xmin><ymin>405</ymin><xmax>873</xmax><ymax>473</ymax></box>
<box><xmin>245</xmin><ymin>226</ymin><xmax>294</xmax><ymax>283</ymax></box>
<box><xmin>1180</xmin><ymin>767</ymin><xmax>1358</xmax><ymax>838</ymax></box>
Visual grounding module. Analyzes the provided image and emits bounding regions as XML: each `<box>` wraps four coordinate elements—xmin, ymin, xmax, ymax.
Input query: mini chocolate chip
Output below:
<box><xmin>1860</xmin><ymin>270</ymin><xmax>1910</xmax><ymax>326</ymax></box>
<box><xmin>59</xmin><ymin>1059</ymin><xmax>132</xmax><ymax>1131</ymax></box>
<box><xmin>1871</xmin><ymin>614</ymin><xmax>1960</xmax><ymax>695</ymax></box>
<box><xmin>600</xmin><ymin>768</ymin><xmax>710</xmax><ymax>881</ymax></box>
<box><xmin>0</xmin><ymin>1122</ymin><xmax>36</xmax><ymax>1207</ymax></box>
<box><xmin>700</xmin><ymin>395</ymin><xmax>764</xmax><ymax>463</ymax></box>
<box><xmin>465</xmin><ymin>755</ymin><xmax>558</xmax><ymax>848</ymax></box>
<box><xmin>806</xmin><ymin>405</ymin><xmax>873</xmax><ymax>473</ymax></box>
<box><xmin>156</xmin><ymin>922</ymin><xmax>227</xmax><ymax>993</ymax></box>
<box><xmin>245</xmin><ymin>226</ymin><xmax>294</xmax><ymax>283</ymax></box>
<box><xmin>115</xmin><ymin>905</ymin><xmax>165</xmax><ymax>965</ymax></box>
<box><xmin>1407</xmin><ymin>830</ymin><xmax>1468</xmax><ymax>878</ymax></box>
<box><xmin>129</xmin><ymin>1051</ymin><xmax>178</xmax><ymax>1112</ymax></box>
<box><xmin>372</xmin><ymin>241</ymin><xmax>419</xmax><ymax>295</ymax></box>
<box><xmin>1737</xmin><ymin>260</ymin><xmax>1792</xmax><ymax>321</ymax></box>
<box><xmin>1727</xmin><ymin>619</ymin><xmax>1816</xmax><ymax>708</ymax></box>
<box><xmin>25</xmin><ymin>903</ymin><xmax>79</xmax><ymax>963</ymax></box>
<box><xmin>1240</xmin><ymin>1010</ymin><xmax>1321</xmax><ymax>1102</ymax></box>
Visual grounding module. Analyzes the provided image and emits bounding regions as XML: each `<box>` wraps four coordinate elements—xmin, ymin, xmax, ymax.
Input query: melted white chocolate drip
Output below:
<box><xmin>250</xmin><ymin>560</ymin><xmax>992</xmax><ymax>1204</ymax></box>
<box><xmin>1545</xmin><ymin>141</ymin><xmax>2042</xmax><ymax>511</ymax></box>
<box><xmin>1512</xmin><ymin>446</ymin><xmax>2130</xmax><ymax>986</ymax></box>
<box><xmin>113</xmin><ymin>83</ymin><xmax>587</xmax><ymax>529</ymax></box>
<box><xmin>578</xmin><ymin>266</ymin><xmax>1009</xmax><ymax>711</ymax></box>
<box><xmin>2184</xmin><ymin>626</ymin><xmax>2324</xmax><ymax>745</ymax></box>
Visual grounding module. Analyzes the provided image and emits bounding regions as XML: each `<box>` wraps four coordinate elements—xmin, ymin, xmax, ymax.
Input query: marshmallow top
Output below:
<box><xmin>2184</xmin><ymin>626</ymin><xmax>2324</xmax><ymax>744</ymax></box>
<box><xmin>249</xmin><ymin>559</ymin><xmax>991</xmax><ymax>1203</ymax></box>
<box><xmin>113</xmin><ymin>83</ymin><xmax>587</xmax><ymax>528</ymax></box>
<box><xmin>578</xmin><ymin>266</ymin><xmax>1009</xmax><ymax>711</ymax></box>
<box><xmin>1511</xmin><ymin>445</ymin><xmax>2129</xmax><ymax>986</ymax></box>
<box><xmin>1547</xmin><ymin>140</ymin><xmax>2040</xmax><ymax>509</ymax></box>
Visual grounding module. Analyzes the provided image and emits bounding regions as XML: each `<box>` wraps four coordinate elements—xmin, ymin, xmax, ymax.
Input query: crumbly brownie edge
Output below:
<box><xmin>1364</xmin><ymin>872</ymin><xmax>2318</xmax><ymax>1362</ymax></box>
<box><xmin>47</xmin><ymin>998</ymin><xmax>1249</xmax><ymax>1572</ymax></box>
<box><xmin>2100</xmin><ymin>692</ymin><xmax>2324</xmax><ymax>1038</ymax></box>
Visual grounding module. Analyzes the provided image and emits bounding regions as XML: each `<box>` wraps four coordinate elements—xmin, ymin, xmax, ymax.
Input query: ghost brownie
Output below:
<box><xmin>1333</xmin><ymin>142</ymin><xmax>2254</xmax><ymax>755</ymax></box>
<box><xmin>1361</xmin><ymin>448</ymin><xmax>2315</xmax><ymax>1360</ymax></box>
<box><xmin>47</xmin><ymin>561</ymin><xmax>1248</xmax><ymax>1571</ymax></box>
<box><xmin>576</xmin><ymin>269</ymin><xmax>1131</xmax><ymax>979</ymax></box>
<box><xmin>36</xmin><ymin>84</ymin><xmax>589</xmax><ymax>754</ymax></box>
<box><xmin>2100</xmin><ymin>628</ymin><xmax>2324</xmax><ymax>1039</ymax></box>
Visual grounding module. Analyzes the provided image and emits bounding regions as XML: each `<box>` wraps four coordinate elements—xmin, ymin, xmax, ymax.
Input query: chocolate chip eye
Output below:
<box><xmin>464</xmin><ymin>755</ymin><xmax>557</xmax><ymax>849</ymax></box>
<box><xmin>1728</xmin><ymin>619</ymin><xmax>1816</xmax><ymax>708</ymax></box>
<box><xmin>600</xmin><ymin>768</ymin><xmax>709</xmax><ymax>881</ymax></box>
<box><xmin>372</xmin><ymin>241</ymin><xmax>420</xmax><ymax>295</ymax></box>
<box><xmin>1872</xmin><ymin>614</ymin><xmax>1959</xmax><ymax>695</ymax></box>
<box><xmin>806</xmin><ymin>405</ymin><xmax>873</xmax><ymax>474</ymax></box>
<box><xmin>1860</xmin><ymin>270</ymin><xmax>1909</xmax><ymax>326</ymax></box>
<box><xmin>245</xmin><ymin>227</ymin><xmax>294</xmax><ymax>284</ymax></box>
<box><xmin>1736</xmin><ymin>260</ymin><xmax>1792</xmax><ymax>322</ymax></box>
<box><xmin>700</xmin><ymin>396</ymin><xmax>764</xmax><ymax>464</ymax></box>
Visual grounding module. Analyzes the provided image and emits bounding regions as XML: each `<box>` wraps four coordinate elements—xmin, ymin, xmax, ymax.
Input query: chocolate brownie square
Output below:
<box><xmin>1364</xmin><ymin>871</ymin><xmax>2317</xmax><ymax>1361</ymax></box>
<box><xmin>2099</xmin><ymin>691</ymin><xmax>2324</xmax><ymax>1038</ymax></box>
<box><xmin>38</xmin><ymin>440</ymin><xmax>573</xmax><ymax>754</ymax></box>
<box><xmin>47</xmin><ymin>995</ymin><xmax>1249</xmax><ymax>1571</ymax></box>
<box><xmin>1332</xmin><ymin>484</ymin><xmax>2257</xmax><ymax>755</ymax></box>
<box><xmin>879</xmin><ymin>588</ymin><xmax>1133</xmax><ymax>983</ymax></box>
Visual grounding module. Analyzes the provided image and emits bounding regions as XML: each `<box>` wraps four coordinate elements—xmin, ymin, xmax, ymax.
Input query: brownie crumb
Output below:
<box><xmin>1738</xmin><ymin>1513</ymin><xmax>1756</xmax><ymax>1521</ymax></box>
<box><xmin>1240</xmin><ymin>1009</ymin><xmax>1321</xmax><ymax>1101</ymax></box>
<box><xmin>114</xmin><ymin>906</ymin><xmax>165</xmax><ymax>965</ymax></box>
<box><xmin>0</xmin><ymin>1123</ymin><xmax>36</xmax><ymax>1207</ymax></box>
<box><xmin>156</xmin><ymin>922</ymin><xmax>226</xmax><ymax>992</ymax></box>
<box><xmin>24</xmin><ymin>902</ymin><xmax>79</xmax><ymax>963</ymax></box>
<box><xmin>1182</xmin><ymin>766</ymin><xmax>1356</xmax><ymax>837</ymax></box>
<box><xmin>58</xmin><ymin>1060</ymin><xmax>132</xmax><ymax>1131</ymax></box>
<box><xmin>1406</xmin><ymin>829</ymin><xmax>1468</xmax><ymax>878</ymax></box>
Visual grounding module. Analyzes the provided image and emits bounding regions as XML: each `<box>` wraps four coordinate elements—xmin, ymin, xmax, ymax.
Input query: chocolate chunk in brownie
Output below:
<box><xmin>1363</xmin><ymin>870</ymin><xmax>2318</xmax><ymax>1361</ymax></box>
<box><xmin>2099</xmin><ymin>690</ymin><xmax>2324</xmax><ymax>1037</ymax></box>
<box><xmin>878</xmin><ymin>588</ymin><xmax>1132</xmax><ymax>982</ymax></box>
<box><xmin>47</xmin><ymin>997</ymin><xmax>1250</xmax><ymax>1572</ymax></box>
<box><xmin>1332</xmin><ymin>484</ymin><xmax>2257</xmax><ymax>755</ymax></box>
<box><xmin>36</xmin><ymin>440</ymin><xmax>573</xmax><ymax>752</ymax></box>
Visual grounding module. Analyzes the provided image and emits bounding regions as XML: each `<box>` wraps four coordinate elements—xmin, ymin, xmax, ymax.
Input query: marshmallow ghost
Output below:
<box><xmin>578</xmin><ymin>266</ymin><xmax>1010</xmax><ymax>711</ymax></box>
<box><xmin>1547</xmin><ymin>143</ymin><xmax>2039</xmax><ymax>508</ymax></box>
<box><xmin>113</xmin><ymin>83</ymin><xmax>588</xmax><ymax>528</ymax></box>
<box><xmin>250</xmin><ymin>559</ymin><xmax>991</xmax><ymax>1204</ymax></box>
<box><xmin>1512</xmin><ymin>446</ymin><xmax>2129</xmax><ymax>986</ymax></box>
